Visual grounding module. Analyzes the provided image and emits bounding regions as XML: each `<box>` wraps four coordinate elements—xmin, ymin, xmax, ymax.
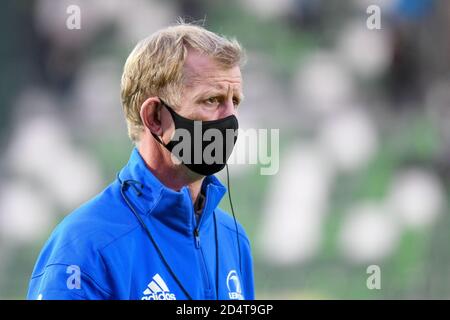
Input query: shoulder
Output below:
<box><xmin>28</xmin><ymin>181</ymin><xmax>140</xmax><ymax>299</ymax></box>
<box><xmin>34</xmin><ymin>181</ymin><xmax>139</xmax><ymax>271</ymax></box>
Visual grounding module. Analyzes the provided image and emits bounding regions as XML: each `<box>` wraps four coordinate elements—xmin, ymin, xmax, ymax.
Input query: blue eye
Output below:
<box><xmin>205</xmin><ymin>97</ymin><xmax>220</xmax><ymax>105</ymax></box>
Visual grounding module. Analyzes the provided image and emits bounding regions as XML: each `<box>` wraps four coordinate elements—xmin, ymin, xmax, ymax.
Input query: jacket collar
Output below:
<box><xmin>117</xmin><ymin>148</ymin><xmax>227</xmax><ymax>235</ymax></box>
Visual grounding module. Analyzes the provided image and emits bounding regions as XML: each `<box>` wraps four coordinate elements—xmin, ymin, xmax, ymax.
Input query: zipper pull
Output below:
<box><xmin>194</xmin><ymin>228</ymin><xmax>200</xmax><ymax>248</ymax></box>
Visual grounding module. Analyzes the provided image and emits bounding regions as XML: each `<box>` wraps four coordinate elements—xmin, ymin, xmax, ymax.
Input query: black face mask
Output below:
<box><xmin>152</xmin><ymin>98</ymin><xmax>239</xmax><ymax>176</ymax></box>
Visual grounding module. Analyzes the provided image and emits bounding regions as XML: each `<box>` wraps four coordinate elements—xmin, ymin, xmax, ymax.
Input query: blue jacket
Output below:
<box><xmin>27</xmin><ymin>148</ymin><xmax>255</xmax><ymax>300</ymax></box>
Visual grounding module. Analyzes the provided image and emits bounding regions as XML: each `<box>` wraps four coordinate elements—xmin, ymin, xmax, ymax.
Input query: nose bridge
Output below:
<box><xmin>221</xmin><ymin>84</ymin><xmax>237</xmax><ymax>118</ymax></box>
<box><xmin>222</xmin><ymin>98</ymin><xmax>236</xmax><ymax>117</ymax></box>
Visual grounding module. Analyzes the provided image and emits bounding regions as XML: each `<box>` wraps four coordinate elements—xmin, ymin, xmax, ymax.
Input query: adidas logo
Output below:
<box><xmin>141</xmin><ymin>273</ymin><xmax>176</xmax><ymax>300</ymax></box>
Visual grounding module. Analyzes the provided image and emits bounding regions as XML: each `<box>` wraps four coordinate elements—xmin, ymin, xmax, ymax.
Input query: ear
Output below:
<box><xmin>140</xmin><ymin>97</ymin><xmax>163</xmax><ymax>136</ymax></box>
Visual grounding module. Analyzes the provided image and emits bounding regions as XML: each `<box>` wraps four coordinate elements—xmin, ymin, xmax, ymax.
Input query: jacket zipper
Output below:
<box><xmin>194</xmin><ymin>226</ymin><xmax>212</xmax><ymax>291</ymax></box>
<box><xmin>194</xmin><ymin>228</ymin><xmax>201</xmax><ymax>248</ymax></box>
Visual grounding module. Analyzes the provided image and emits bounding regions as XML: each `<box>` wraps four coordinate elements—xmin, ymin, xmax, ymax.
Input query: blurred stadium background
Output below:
<box><xmin>1</xmin><ymin>0</ymin><xmax>450</xmax><ymax>299</ymax></box>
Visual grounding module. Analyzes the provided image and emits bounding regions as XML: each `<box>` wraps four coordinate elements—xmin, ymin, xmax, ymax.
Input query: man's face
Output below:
<box><xmin>156</xmin><ymin>49</ymin><xmax>243</xmax><ymax>170</ymax></box>
<box><xmin>172</xmin><ymin>50</ymin><xmax>243</xmax><ymax>121</ymax></box>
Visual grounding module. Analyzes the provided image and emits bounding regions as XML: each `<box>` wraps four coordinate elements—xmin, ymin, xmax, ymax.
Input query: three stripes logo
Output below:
<box><xmin>141</xmin><ymin>273</ymin><xmax>176</xmax><ymax>300</ymax></box>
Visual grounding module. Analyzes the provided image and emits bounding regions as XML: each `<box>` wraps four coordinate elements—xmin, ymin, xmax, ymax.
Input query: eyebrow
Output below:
<box><xmin>199</xmin><ymin>82</ymin><xmax>244</xmax><ymax>98</ymax></box>
<box><xmin>195</xmin><ymin>89</ymin><xmax>244</xmax><ymax>103</ymax></box>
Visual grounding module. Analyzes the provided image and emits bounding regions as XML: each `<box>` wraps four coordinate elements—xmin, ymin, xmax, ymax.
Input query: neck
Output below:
<box><xmin>137</xmin><ymin>137</ymin><xmax>205</xmax><ymax>206</ymax></box>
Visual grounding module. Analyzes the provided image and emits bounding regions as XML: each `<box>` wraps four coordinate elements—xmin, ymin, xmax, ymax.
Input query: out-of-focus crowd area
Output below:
<box><xmin>1</xmin><ymin>0</ymin><xmax>450</xmax><ymax>299</ymax></box>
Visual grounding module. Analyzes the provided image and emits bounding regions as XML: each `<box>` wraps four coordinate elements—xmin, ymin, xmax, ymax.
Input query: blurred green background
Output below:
<box><xmin>1</xmin><ymin>0</ymin><xmax>450</xmax><ymax>299</ymax></box>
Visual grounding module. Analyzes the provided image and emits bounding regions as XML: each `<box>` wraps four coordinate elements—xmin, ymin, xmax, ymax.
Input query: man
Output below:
<box><xmin>27</xmin><ymin>22</ymin><xmax>254</xmax><ymax>300</ymax></box>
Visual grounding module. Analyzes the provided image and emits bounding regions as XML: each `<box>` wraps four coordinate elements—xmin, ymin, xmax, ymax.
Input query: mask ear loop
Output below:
<box><xmin>151</xmin><ymin>98</ymin><xmax>186</xmax><ymax>145</ymax></box>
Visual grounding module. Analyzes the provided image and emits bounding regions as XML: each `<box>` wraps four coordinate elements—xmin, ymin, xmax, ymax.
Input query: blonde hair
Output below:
<box><xmin>120</xmin><ymin>21</ymin><xmax>245</xmax><ymax>143</ymax></box>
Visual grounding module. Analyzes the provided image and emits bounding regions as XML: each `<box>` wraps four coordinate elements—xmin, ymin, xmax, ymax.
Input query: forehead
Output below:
<box><xmin>183</xmin><ymin>50</ymin><xmax>242</xmax><ymax>92</ymax></box>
